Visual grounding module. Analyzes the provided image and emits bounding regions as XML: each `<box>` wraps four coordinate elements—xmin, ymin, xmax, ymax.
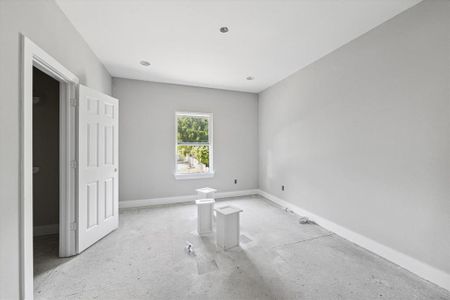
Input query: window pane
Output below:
<box><xmin>176</xmin><ymin>145</ymin><xmax>210</xmax><ymax>174</ymax></box>
<box><xmin>177</xmin><ymin>115</ymin><xmax>209</xmax><ymax>143</ymax></box>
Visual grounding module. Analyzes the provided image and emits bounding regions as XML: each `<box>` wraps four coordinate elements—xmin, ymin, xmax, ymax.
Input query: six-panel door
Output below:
<box><xmin>78</xmin><ymin>84</ymin><xmax>119</xmax><ymax>252</ymax></box>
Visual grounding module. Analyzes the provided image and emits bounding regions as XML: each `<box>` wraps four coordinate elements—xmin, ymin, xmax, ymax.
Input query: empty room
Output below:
<box><xmin>1</xmin><ymin>0</ymin><xmax>449</xmax><ymax>299</ymax></box>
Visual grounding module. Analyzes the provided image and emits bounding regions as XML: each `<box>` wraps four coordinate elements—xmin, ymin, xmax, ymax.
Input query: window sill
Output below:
<box><xmin>174</xmin><ymin>172</ymin><xmax>215</xmax><ymax>180</ymax></box>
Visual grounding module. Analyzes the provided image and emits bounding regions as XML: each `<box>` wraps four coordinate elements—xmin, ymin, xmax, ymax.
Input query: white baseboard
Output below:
<box><xmin>257</xmin><ymin>189</ymin><xmax>450</xmax><ymax>292</ymax></box>
<box><xmin>119</xmin><ymin>189</ymin><xmax>259</xmax><ymax>209</ymax></box>
<box><xmin>33</xmin><ymin>224</ymin><xmax>59</xmax><ymax>236</ymax></box>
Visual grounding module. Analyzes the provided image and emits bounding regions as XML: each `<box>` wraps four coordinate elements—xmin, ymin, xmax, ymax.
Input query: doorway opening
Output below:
<box><xmin>32</xmin><ymin>67</ymin><xmax>67</xmax><ymax>292</ymax></box>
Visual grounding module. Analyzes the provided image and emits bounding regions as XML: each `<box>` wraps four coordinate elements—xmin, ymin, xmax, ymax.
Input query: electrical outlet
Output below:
<box><xmin>234</xmin><ymin>179</ymin><xmax>238</xmax><ymax>184</ymax></box>
<box><xmin>281</xmin><ymin>185</ymin><xmax>285</xmax><ymax>191</ymax></box>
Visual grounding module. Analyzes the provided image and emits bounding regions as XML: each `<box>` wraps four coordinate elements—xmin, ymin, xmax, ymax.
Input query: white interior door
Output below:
<box><xmin>77</xmin><ymin>84</ymin><xmax>119</xmax><ymax>252</ymax></box>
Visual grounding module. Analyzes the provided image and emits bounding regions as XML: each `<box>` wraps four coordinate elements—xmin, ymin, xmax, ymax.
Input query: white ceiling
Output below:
<box><xmin>55</xmin><ymin>0</ymin><xmax>421</xmax><ymax>93</ymax></box>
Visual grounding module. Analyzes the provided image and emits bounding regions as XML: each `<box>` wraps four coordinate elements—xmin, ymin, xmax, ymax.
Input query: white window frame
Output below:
<box><xmin>174</xmin><ymin>111</ymin><xmax>214</xmax><ymax>180</ymax></box>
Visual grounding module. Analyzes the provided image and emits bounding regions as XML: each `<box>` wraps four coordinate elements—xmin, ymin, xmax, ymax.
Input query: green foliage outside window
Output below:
<box><xmin>177</xmin><ymin>145</ymin><xmax>209</xmax><ymax>167</ymax></box>
<box><xmin>177</xmin><ymin>115</ymin><xmax>210</xmax><ymax>167</ymax></box>
<box><xmin>177</xmin><ymin>116</ymin><xmax>208</xmax><ymax>143</ymax></box>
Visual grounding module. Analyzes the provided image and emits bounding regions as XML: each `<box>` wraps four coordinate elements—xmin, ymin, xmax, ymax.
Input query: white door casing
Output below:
<box><xmin>21</xmin><ymin>36</ymin><xmax>80</xmax><ymax>299</ymax></box>
<box><xmin>78</xmin><ymin>84</ymin><xmax>119</xmax><ymax>252</ymax></box>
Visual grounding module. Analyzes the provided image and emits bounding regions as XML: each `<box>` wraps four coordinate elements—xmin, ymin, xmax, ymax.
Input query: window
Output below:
<box><xmin>175</xmin><ymin>112</ymin><xmax>213</xmax><ymax>179</ymax></box>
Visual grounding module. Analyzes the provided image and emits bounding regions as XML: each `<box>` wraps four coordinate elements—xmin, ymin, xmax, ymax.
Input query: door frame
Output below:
<box><xmin>20</xmin><ymin>35</ymin><xmax>79</xmax><ymax>299</ymax></box>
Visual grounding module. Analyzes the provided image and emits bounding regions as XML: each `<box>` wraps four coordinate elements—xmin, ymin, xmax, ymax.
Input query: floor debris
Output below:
<box><xmin>298</xmin><ymin>216</ymin><xmax>316</xmax><ymax>225</ymax></box>
<box><xmin>185</xmin><ymin>241</ymin><xmax>196</xmax><ymax>256</ymax></box>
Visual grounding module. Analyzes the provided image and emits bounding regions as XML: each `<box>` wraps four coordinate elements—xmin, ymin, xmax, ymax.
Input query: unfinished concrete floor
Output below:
<box><xmin>34</xmin><ymin>196</ymin><xmax>450</xmax><ymax>300</ymax></box>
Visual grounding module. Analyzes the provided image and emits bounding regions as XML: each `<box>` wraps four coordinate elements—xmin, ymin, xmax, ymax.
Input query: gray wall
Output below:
<box><xmin>0</xmin><ymin>0</ymin><xmax>112</xmax><ymax>298</ymax></box>
<box><xmin>112</xmin><ymin>78</ymin><xmax>258</xmax><ymax>201</ymax></box>
<box><xmin>33</xmin><ymin>67</ymin><xmax>60</xmax><ymax>227</ymax></box>
<box><xmin>259</xmin><ymin>0</ymin><xmax>450</xmax><ymax>275</ymax></box>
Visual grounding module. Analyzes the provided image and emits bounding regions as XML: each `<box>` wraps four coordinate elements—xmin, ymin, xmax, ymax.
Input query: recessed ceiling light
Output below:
<box><xmin>219</xmin><ymin>26</ymin><xmax>229</xmax><ymax>33</ymax></box>
<box><xmin>140</xmin><ymin>60</ymin><xmax>151</xmax><ymax>67</ymax></box>
<box><xmin>246</xmin><ymin>76</ymin><xmax>254</xmax><ymax>81</ymax></box>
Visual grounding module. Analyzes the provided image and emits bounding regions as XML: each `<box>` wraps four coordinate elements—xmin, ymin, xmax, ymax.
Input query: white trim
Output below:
<box><xmin>216</xmin><ymin>189</ymin><xmax>259</xmax><ymax>198</ymax></box>
<box><xmin>21</xmin><ymin>35</ymin><xmax>79</xmax><ymax>300</ymax></box>
<box><xmin>33</xmin><ymin>224</ymin><xmax>59</xmax><ymax>237</ymax></box>
<box><xmin>119</xmin><ymin>189</ymin><xmax>259</xmax><ymax>209</ymax></box>
<box><xmin>59</xmin><ymin>82</ymin><xmax>78</xmax><ymax>258</ymax></box>
<box><xmin>175</xmin><ymin>111</ymin><xmax>214</xmax><ymax>179</ymax></box>
<box><xmin>176</xmin><ymin>111</ymin><xmax>211</xmax><ymax>118</ymax></box>
<box><xmin>257</xmin><ymin>189</ymin><xmax>450</xmax><ymax>292</ymax></box>
<box><xmin>174</xmin><ymin>172</ymin><xmax>215</xmax><ymax>180</ymax></box>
